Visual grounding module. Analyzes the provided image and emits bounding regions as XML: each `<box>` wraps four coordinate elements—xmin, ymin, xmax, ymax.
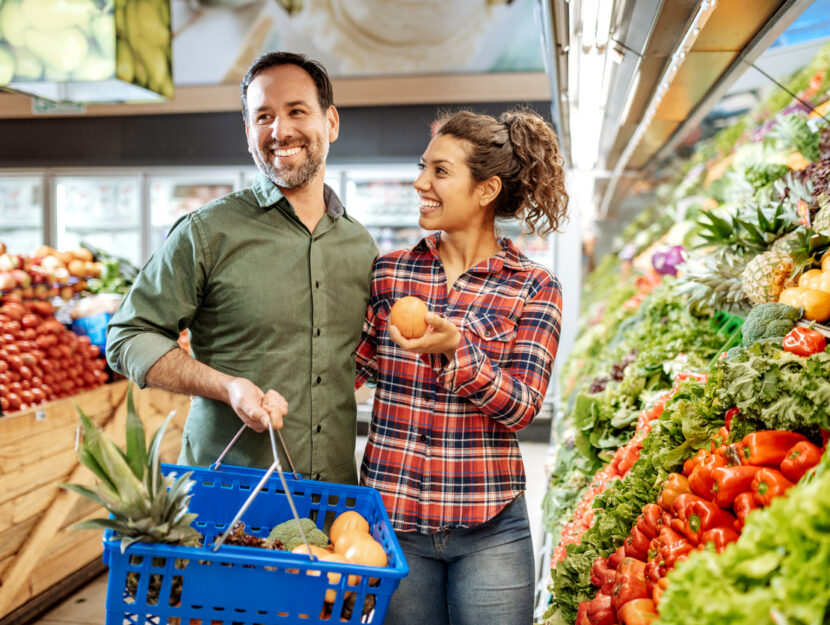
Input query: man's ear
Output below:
<box><xmin>478</xmin><ymin>176</ymin><xmax>502</xmax><ymax>207</ymax></box>
<box><xmin>327</xmin><ymin>105</ymin><xmax>340</xmax><ymax>143</ymax></box>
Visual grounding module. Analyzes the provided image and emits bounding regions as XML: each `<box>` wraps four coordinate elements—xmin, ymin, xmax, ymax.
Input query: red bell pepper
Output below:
<box><xmin>751</xmin><ymin>467</ymin><xmax>795</xmax><ymax>506</ymax></box>
<box><xmin>636</xmin><ymin>504</ymin><xmax>664</xmax><ymax>540</ymax></box>
<box><xmin>780</xmin><ymin>440</ymin><xmax>823</xmax><ymax>483</ymax></box>
<box><xmin>587</xmin><ymin>592</ymin><xmax>618</xmax><ymax>625</ymax></box>
<box><xmin>711</xmin><ymin>465</ymin><xmax>763</xmax><ymax>508</ymax></box>
<box><xmin>657</xmin><ymin>526</ymin><xmax>694</xmax><ymax>568</ymax></box>
<box><xmin>576</xmin><ymin>601</ymin><xmax>591</xmax><ymax>625</ymax></box>
<box><xmin>609</xmin><ymin>545</ymin><xmax>626</xmax><ymax>569</ymax></box>
<box><xmin>782</xmin><ymin>326</ymin><xmax>827</xmax><ymax>357</ymax></box>
<box><xmin>688</xmin><ymin>453</ymin><xmax>728</xmax><ymax>498</ymax></box>
<box><xmin>618</xmin><ymin>443</ymin><xmax>643</xmax><ymax>475</ymax></box>
<box><xmin>700</xmin><ymin>526</ymin><xmax>740</xmax><ymax>552</ymax></box>
<box><xmin>683</xmin><ymin>449</ymin><xmax>709</xmax><ymax>477</ymax></box>
<box><xmin>672</xmin><ymin>494</ymin><xmax>737</xmax><ymax>543</ymax></box>
<box><xmin>710</xmin><ymin>426</ymin><xmax>730</xmax><ymax>453</ymax></box>
<box><xmin>732</xmin><ymin>491</ymin><xmax>759</xmax><ymax>532</ymax></box>
<box><xmin>625</xmin><ymin>526</ymin><xmax>651</xmax><ymax>560</ymax></box>
<box><xmin>657</xmin><ymin>473</ymin><xmax>692</xmax><ymax>510</ymax></box>
<box><xmin>643</xmin><ymin>559</ymin><xmax>664</xmax><ymax>593</ymax></box>
<box><xmin>652</xmin><ymin>577</ymin><xmax>669</xmax><ymax>605</ymax></box>
<box><xmin>617</xmin><ymin>598</ymin><xmax>659</xmax><ymax>625</ymax></box>
<box><xmin>612</xmin><ymin>558</ymin><xmax>649</xmax><ymax>613</ymax></box>
<box><xmin>591</xmin><ymin>557</ymin><xmax>612</xmax><ymax>589</ymax></box>
<box><xmin>724</xmin><ymin>407</ymin><xmax>739</xmax><ymax>429</ymax></box>
<box><xmin>739</xmin><ymin>430</ymin><xmax>809</xmax><ymax>467</ymax></box>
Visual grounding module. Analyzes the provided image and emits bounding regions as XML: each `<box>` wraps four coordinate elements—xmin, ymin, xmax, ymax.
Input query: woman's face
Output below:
<box><xmin>413</xmin><ymin>134</ymin><xmax>491</xmax><ymax>234</ymax></box>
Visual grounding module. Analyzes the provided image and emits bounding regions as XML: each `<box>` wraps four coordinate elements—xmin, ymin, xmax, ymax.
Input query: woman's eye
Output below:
<box><xmin>416</xmin><ymin>162</ymin><xmax>425</xmax><ymax>171</ymax></box>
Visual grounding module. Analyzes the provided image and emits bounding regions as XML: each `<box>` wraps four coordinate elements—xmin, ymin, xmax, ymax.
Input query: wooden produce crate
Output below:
<box><xmin>0</xmin><ymin>381</ymin><xmax>191</xmax><ymax>621</ymax></box>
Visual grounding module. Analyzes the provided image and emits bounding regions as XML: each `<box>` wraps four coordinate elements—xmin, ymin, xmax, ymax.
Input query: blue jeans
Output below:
<box><xmin>384</xmin><ymin>494</ymin><xmax>534</xmax><ymax>625</ymax></box>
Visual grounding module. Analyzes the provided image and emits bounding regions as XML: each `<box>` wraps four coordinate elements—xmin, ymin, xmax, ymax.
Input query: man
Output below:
<box><xmin>106</xmin><ymin>52</ymin><xmax>378</xmax><ymax>483</ymax></box>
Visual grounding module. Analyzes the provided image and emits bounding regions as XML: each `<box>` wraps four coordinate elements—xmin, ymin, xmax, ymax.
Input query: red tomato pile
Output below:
<box><xmin>0</xmin><ymin>294</ymin><xmax>107</xmax><ymax>414</ymax></box>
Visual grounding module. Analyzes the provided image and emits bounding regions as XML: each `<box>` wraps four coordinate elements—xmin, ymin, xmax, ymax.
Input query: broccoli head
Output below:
<box><xmin>267</xmin><ymin>517</ymin><xmax>329</xmax><ymax>551</ymax></box>
<box><xmin>741</xmin><ymin>302</ymin><xmax>802</xmax><ymax>347</ymax></box>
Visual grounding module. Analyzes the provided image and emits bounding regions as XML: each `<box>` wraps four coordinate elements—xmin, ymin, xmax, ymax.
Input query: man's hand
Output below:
<box><xmin>226</xmin><ymin>378</ymin><xmax>286</xmax><ymax>432</ymax></box>
<box><xmin>389</xmin><ymin>312</ymin><xmax>461</xmax><ymax>360</ymax></box>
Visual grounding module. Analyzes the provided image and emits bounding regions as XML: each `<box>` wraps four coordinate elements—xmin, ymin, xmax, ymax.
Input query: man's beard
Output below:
<box><xmin>254</xmin><ymin>139</ymin><xmax>327</xmax><ymax>190</ymax></box>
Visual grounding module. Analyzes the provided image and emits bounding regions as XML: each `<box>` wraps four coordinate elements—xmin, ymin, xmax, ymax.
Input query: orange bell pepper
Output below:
<box><xmin>751</xmin><ymin>468</ymin><xmax>795</xmax><ymax>506</ymax></box>
<box><xmin>740</xmin><ymin>430</ymin><xmax>809</xmax><ymax>467</ymax></box>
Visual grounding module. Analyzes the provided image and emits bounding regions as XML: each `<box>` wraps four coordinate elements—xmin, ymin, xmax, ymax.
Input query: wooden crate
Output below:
<box><xmin>0</xmin><ymin>381</ymin><xmax>191</xmax><ymax>619</ymax></box>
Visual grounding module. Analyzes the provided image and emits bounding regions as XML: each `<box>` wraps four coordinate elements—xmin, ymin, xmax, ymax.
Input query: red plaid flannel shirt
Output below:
<box><xmin>355</xmin><ymin>233</ymin><xmax>562</xmax><ymax>533</ymax></box>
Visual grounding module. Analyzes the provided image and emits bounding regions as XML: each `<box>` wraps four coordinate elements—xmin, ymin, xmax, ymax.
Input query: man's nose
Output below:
<box><xmin>269</xmin><ymin>117</ymin><xmax>293</xmax><ymax>141</ymax></box>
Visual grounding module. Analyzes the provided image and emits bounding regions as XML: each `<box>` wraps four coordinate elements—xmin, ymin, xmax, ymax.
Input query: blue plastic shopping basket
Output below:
<box><xmin>102</xmin><ymin>462</ymin><xmax>408</xmax><ymax>625</ymax></box>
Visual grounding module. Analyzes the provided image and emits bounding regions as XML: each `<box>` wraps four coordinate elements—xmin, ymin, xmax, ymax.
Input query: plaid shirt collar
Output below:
<box><xmin>412</xmin><ymin>232</ymin><xmax>536</xmax><ymax>273</ymax></box>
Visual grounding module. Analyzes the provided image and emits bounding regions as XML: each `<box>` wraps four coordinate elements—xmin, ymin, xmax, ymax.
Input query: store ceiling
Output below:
<box><xmin>544</xmin><ymin>0</ymin><xmax>816</xmax><ymax>221</ymax></box>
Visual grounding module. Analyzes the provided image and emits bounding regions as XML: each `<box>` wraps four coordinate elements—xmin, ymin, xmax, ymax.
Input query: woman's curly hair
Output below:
<box><xmin>436</xmin><ymin>109</ymin><xmax>569</xmax><ymax>236</ymax></box>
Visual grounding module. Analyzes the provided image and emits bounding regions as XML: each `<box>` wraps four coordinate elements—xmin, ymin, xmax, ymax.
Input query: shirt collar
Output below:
<box><xmin>412</xmin><ymin>232</ymin><xmax>534</xmax><ymax>272</ymax></box>
<box><xmin>251</xmin><ymin>172</ymin><xmax>345</xmax><ymax>218</ymax></box>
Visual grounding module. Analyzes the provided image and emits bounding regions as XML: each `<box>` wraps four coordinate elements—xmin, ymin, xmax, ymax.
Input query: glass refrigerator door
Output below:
<box><xmin>0</xmin><ymin>176</ymin><xmax>44</xmax><ymax>254</ymax></box>
<box><xmin>54</xmin><ymin>175</ymin><xmax>142</xmax><ymax>265</ymax></box>
<box><xmin>148</xmin><ymin>173</ymin><xmax>237</xmax><ymax>255</ymax></box>
<box><xmin>344</xmin><ymin>166</ymin><xmax>424</xmax><ymax>255</ymax></box>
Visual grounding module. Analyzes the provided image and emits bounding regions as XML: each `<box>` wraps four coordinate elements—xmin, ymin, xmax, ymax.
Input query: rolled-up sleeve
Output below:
<box><xmin>106</xmin><ymin>214</ymin><xmax>209</xmax><ymax>387</ymax></box>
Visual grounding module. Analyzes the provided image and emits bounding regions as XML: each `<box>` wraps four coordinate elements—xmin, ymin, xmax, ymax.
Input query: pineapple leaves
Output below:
<box><xmin>124</xmin><ymin>385</ymin><xmax>147</xmax><ymax>480</ymax></box>
<box><xmin>62</xmin><ymin>386</ymin><xmax>200</xmax><ymax>550</ymax></box>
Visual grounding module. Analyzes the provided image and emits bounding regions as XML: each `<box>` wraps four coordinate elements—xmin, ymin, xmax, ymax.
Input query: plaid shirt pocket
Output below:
<box><xmin>464</xmin><ymin>313</ymin><xmax>516</xmax><ymax>359</ymax></box>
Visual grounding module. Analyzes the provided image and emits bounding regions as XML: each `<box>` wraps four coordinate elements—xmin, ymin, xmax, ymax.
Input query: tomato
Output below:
<box><xmin>6</xmin><ymin>393</ymin><xmax>21</xmax><ymax>411</ymax></box>
<box><xmin>29</xmin><ymin>387</ymin><xmax>45</xmax><ymax>405</ymax></box>
<box><xmin>0</xmin><ymin>360</ymin><xmax>7</xmax><ymax>374</ymax></box>
<box><xmin>19</xmin><ymin>390</ymin><xmax>33</xmax><ymax>405</ymax></box>
<box><xmin>0</xmin><ymin>396</ymin><xmax>8</xmax><ymax>412</ymax></box>
<box><xmin>7</xmin><ymin>355</ymin><xmax>22</xmax><ymax>371</ymax></box>
<box><xmin>20</xmin><ymin>314</ymin><xmax>39</xmax><ymax>329</ymax></box>
<box><xmin>17</xmin><ymin>365</ymin><xmax>32</xmax><ymax>380</ymax></box>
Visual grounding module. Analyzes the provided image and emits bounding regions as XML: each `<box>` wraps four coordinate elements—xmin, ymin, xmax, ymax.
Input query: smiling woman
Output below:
<box><xmin>354</xmin><ymin>108</ymin><xmax>568</xmax><ymax>625</ymax></box>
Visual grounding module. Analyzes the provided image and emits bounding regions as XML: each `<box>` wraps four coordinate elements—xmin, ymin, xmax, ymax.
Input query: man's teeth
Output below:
<box><xmin>274</xmin><ymin>146</ymin><xmax>302</xmax><ymax>157</ymax></box>
<box><xmin>420</xmin><ymin>200</ymin><xmax>440</xmax><ymax>208</ymax></box>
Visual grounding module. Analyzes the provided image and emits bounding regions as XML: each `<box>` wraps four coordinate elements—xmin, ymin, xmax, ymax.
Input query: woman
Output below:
<box><xmin>355</xmin><ymin>109</ymin><xmax>568</xmax><ymax>625</ymax></box>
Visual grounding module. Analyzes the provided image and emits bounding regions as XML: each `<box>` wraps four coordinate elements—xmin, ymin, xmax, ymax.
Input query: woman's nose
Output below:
<box><xmin>413</xmin><ymin>170</ymin><xmax>429</xmax><ymax>191</ymax></box>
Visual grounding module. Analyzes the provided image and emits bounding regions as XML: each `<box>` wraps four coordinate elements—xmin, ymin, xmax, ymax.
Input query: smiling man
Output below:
<box><xmin>106</xmin><ymin>52</ymin><xmax>378</xmax><ymax>483</ymax></box>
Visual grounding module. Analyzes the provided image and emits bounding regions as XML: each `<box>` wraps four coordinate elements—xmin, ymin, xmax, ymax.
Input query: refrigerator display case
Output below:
<box><xmin>148</xmin><ymin>172</ymin><xmax>239</xmax><ymax>252</ymax></box>
<box><xmin>0</xmin><ymin>175</ymin><xmax>45</xmax><ymax>255</ymax></box>
<box><xmin>54</xmin><ymin>174</ymin><xmax>142</xmax><ymax>266</ymax></box>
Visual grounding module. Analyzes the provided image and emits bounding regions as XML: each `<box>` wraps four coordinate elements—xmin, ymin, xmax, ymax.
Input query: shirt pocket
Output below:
<box><xmin>464</xmin><ymin>312</ymin><xmax>517</xmax><ymax>362</ymax></box>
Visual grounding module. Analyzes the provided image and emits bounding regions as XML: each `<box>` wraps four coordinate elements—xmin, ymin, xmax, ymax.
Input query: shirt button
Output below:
<box><xmin>316</xmin><ymin>376</ymin><xmax>322</xmax><ymax>384</ymax></box>
<box><xmin>484</xmin><ymin>330</ymin><xmax>491</xmax><ymax>336</ymax></box>
<box><xmin>316</xmin><ymin>424</ymin><xmax>322</xmax><ymax>433</ymax></box>
<box><xmin>315</xmin><ymin>281</ymin><xmax>320</xmax><ymax>288</ymax></box>
<box><xmin>419</xmin><ymin>434</ymin><xmax>427</xmax><ymax>443</ymax></box>
<box><xmin>316</xmin><ymin>328</ymin><xmax>321</xmax><ymax>336</ymax></box>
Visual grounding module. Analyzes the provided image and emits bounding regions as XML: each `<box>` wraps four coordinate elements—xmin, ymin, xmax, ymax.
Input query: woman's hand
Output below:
<box><xmin>389</xmin><ymin>312</ymin><xmax>461</xmax><ymax>360</ymax></box>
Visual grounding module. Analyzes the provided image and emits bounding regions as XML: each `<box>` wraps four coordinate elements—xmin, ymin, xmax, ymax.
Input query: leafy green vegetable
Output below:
<box><xmin>714</xmin><ymin>340</ymin><xmax>830</xmax><ymax>436</ymax></box>
<box><xmin>657</xmin><ymin>447</ymin><xmax>830</xmax><ymax>625</ymax></box>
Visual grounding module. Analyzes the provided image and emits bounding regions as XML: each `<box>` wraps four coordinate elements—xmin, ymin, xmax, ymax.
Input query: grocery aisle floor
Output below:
<box><xmin>32</xmin><ymin>437</ymin><xmax>551</xmax><ymax>625</ymax></box>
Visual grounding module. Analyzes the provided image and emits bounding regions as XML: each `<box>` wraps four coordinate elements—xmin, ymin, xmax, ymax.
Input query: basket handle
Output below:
<box><xmin>212</xmin><ymin>423</ymin><xmax>301</xmax><ymax>479</ymax></box>
<box><xmin>212</xmin><ymin>422</ymin><xmax>315</xmax><ymax>556</ymax></box>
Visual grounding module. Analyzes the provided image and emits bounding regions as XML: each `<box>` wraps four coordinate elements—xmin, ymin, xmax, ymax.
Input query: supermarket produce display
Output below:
<box><xmin>539</xmin><ymin>41</ymin><xmax>830</xmax><ymax>625</ymax></box>
<box><xmin>0</xmin><ymin>240</ymin><xmax>136</xmax><ymax>415</ymax></box>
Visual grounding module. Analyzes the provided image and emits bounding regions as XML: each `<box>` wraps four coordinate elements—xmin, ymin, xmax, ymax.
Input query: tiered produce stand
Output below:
<box><xmin>538</xmin><ymin>41</ymin><xmax>830</xmax><ymax>625</ymax></box>
<box><xmin>0</xmin><ymin>382</ymin><xmax>190</xmax><ymax>623</ymax></box>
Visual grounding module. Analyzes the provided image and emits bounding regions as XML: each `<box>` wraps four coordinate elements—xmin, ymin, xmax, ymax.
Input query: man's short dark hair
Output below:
<box><xmin>240</xmin><ymin>51</ymin><xmax>334</xmax><ymax>123</ymax></box>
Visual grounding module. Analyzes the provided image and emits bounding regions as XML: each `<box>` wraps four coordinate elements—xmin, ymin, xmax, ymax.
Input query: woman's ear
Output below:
<box><xmin>478</xmin><ymin>176</ymin><xmax>502</xmax><ymax>207</ymax></box>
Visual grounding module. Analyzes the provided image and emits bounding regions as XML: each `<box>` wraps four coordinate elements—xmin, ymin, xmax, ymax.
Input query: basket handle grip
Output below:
<box><xmin>212</xmin><ymin>423</ymin><xmax>315</xmax><ymax>556</ymax></box>
<box><xmin>212</xmin><ymin>423</ymin><xmax>301</xmax><ymax>479</ymax></box>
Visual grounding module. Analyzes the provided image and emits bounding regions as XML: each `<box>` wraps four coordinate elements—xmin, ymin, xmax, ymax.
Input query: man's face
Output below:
<box><xmin>244</xmin><ymin>64</ymin><xmax>339</xmax><ymax>190</ymax></box>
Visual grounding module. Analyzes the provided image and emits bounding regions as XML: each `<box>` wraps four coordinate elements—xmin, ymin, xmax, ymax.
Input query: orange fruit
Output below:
<box><xmin>329</xmin><ymin>510</ymin><xmax>369</xmax><ymax>546</ymax></box>
<box><xmin>333</xmin><ymin>528</ymin><xmax>372</xmax><ymax>554</ymax></box>
<box><xmin>389</xmin><ymin>296</ymin><xmax>428</xmax><ymax>339</ymax></box>
<box><xmin>343</xmin><ymin>536</ymin><xmax>388</xmax><ymax>568</ymax></box>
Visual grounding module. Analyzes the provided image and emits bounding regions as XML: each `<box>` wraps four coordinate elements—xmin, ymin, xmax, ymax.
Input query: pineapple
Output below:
<box><xmin>740</xmin><ymin>250</ymin><xmax>796</xmax><ymax>304</ymax></box>
<box><xmin>675</xmin><ymin>252</ymin><xmax>751</xmax><ymax>313</ymax></box>
<box><xmin>62</xmin><ymin>386</ymin><xmax>201</xmax><ymax>551</ymax></box>
<box><xmin>813</xmin><ymin>202</ymin><xmax>830</xmax><ymax>235</ymax></box>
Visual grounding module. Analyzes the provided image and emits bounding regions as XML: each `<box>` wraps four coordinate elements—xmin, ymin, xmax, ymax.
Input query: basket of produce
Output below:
<box><xmin>64</xmin><ymin>389</ymin><xmax>408</xmax><ymax>625</ymax></box>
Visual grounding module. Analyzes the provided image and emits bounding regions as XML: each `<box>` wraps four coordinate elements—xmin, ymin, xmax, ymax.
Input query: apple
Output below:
<box><xmin>0</xmin><ymin>271</ymin><xmax>15</xmax><ymax>290</ymax></box>
<box><xmin>11</xmin><ymin>269</ymin><xmax>31</xmax><ymax>288</ymax></box>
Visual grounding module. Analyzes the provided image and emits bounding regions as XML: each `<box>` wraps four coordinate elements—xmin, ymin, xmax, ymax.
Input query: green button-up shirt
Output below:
<box><xmin>106</xmin><ymin>174</ymin><xmax>377</xmax><ymax>483</ymax></box>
